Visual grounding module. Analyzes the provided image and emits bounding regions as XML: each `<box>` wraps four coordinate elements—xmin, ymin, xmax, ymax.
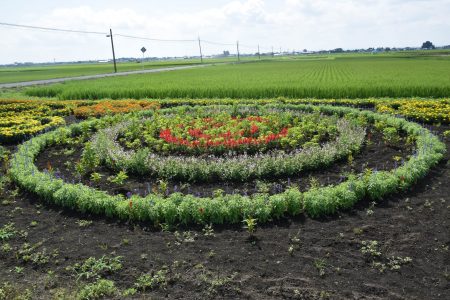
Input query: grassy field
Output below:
<box><xmin>0</xmin><ymin>60</ymin><xmax>207</xmax><ymax>84</ymax></box>
<box><xmin>23</xmin><ymin>54</ymin><xmax>450</xmax><ymax>100</ymax></box>
<box><xmin>0</xmin><ymin>56</ymin><xmax>274</xmax><ymax>84</ymax></box>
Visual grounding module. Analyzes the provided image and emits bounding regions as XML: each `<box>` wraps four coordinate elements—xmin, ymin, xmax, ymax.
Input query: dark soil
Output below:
<box><xmin>35</xmin><ymin>129</ymin><xmax>413</xmax><ymax>198</ymax></box>
<box><xmin>0</xmin><ymin>126</ymin><xmax>448</xmax><ymax>299</ymax></box>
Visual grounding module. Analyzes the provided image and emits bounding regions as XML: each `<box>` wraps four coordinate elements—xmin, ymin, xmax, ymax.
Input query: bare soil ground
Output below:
<box><xmin>0</xmin><ymin>126</ymin><xmax>448</xmax><ymax>299</ymax></box>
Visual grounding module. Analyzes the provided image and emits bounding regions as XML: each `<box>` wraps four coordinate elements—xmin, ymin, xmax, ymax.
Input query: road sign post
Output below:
<box><xmin>141</xmin><ymin>47</ymin><xmax>147</xmax><ymax>70</ymax></box>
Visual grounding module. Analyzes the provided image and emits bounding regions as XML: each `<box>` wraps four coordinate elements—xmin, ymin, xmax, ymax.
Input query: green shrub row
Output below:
<box><xmin>9</xmin><ymin>104</ymin><xmax>446</xmax><ymax>225</ymax></box>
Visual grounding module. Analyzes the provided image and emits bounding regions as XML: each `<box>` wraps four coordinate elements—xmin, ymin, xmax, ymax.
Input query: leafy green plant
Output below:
<box><xmin>0</xmin><ymin>223</ymin><xmax>16</xmax><ymax>241</ymax></box>
<box><xmin>67</xmin><ymin>255</ymin><xmax>123</xmax><ymax>281</ymax></box>
<box><xmin>122</xmin><ymin>288</ymin><xmax>137</xmax><ymax>297</ymax></box>
<box><xmin>202</xmin><ymin>224</ymin><xmax>215</xmax><ymax>237</ymax></box>
<box><xmin>382</xmin><ymin>127</ymin><xmax>400</xmax><ymax>145</ymax></box>
<box><xmin>0</xmin><ymin>282</ymin><xmax>32</xmax><ymax>300</ymax></box>
<box><xmin>77</xmin><ymin>279</ymin><xmax>117</xmax><ymax>300</ymax></box>
<box><xmin>198</xmin><ymin>270</ymin><xmax>237</xmax><ymax>294</ymax></box>
<box><xmin>361</xmin><ymin>240</ymin><xmax>382</xmax><ymax>258</ymax></box>
<box><xmin>313</xmin><ymin>259</ymin><xmax>327</xmax><ymax>277</ymax></box>
<box><xmin>135</xmin><ymin>267</ymin><xmax>169</xmax><ymax>291</ymax></box>
<box><xmin>79</xmin><ymin>142</ymin><xmax>100</xmax><ymax>174</ymax></box>
<box><xmin>242</xmin><ymin>217</ymin><xmax>257</xmax><ymax>235</ymax></box>
<box><xmin>90</xmin><ymin>172</ymin><xmax>103</xmax><ymax>183</ymax></box>
<box><xmin>1</xmin><ymin>243</ymin><xmax>12</xmax><ymax>253</ymax></box>
<box><xmin>107</xmin><ymin>171</ymin><xmax>128</xmax><ymax>185</ymax></box>
<box><xmin>444</xmin><ymin>130</ymin><xmax>450</xmax><ymax>138</ymax></box>
<box><xmin>16</xmin><ymin>241</ymin><xmax>52</xmax><ymax>266</ymax></box>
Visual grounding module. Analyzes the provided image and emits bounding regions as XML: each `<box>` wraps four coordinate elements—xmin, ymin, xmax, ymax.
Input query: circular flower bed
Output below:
<box><xmin>9</xmin><ymin>103</ymin><xmax>446</xmax><ymax>226</ymax></box>
<box><xmin>157</xmin><ymin>115</ymin><xmax>289</xmax><ymax>154</ymax></box>
<box><xmin>114</xmin><ymin>111</ymin><xmax>340</xmax><ymax>155</ymax></box>
<box><xmin>91</xmin><ymin>115</ymin><xmax>365</xmax><ymax>182</ymax></box>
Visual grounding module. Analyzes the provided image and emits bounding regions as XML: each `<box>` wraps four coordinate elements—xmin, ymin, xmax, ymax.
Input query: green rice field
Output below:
<box><xmin>24</xmin><ymin>54</ymin><xmax>450</xmax><ymax>100</ymax></box>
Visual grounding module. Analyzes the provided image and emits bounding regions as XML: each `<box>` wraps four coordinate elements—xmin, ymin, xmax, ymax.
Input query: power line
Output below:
<box><xmin>202</xmin><ymin>40</ymin><xmax>235</xmax><ymax>47</ymax></box>
<box><xmin>0</xmin><ymin>22</ymin><xmax>107</xmax><ymax>35</ymax></box>
<box><xmin>0</xmin><ymin>22</ymin><xmax>274</xmax><ymax>50</ymax></box>
<box><xmin>115</xmin><ymin>33</ymin><xmax>196</xmax><ymax>43</ymax></box>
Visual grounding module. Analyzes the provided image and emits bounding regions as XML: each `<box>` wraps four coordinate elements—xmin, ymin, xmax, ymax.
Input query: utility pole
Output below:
<box><xmin>236</xmin><ymin>41</ymin><xmax>240</xmax><ymax>62</ymax></box>
<box><xmin>106</xmin><ymin>28</ymin><xmax>117</xmax><ymax>73</ymax></box>
<box><xmin>258</xmin><ymin>45</ymin><xmax>261</xmax><ymax>60</ymax></box>
<box><xmin>198</xmin><ymin>36</ymin><xmax>203</xmax><ymax>63</ymax></box>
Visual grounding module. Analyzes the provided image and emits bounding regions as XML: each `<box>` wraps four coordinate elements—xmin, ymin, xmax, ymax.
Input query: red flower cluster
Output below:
<box><xmin>159</xmin><ymin>127</ymin><xmax>288</xmax><ymax>150</ymax></box>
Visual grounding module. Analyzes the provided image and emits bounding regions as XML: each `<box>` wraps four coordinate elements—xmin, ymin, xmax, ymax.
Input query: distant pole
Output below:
<box><xmin>237</xmin><ymin>41</ymin><xmax>240</xmax><ymax>62</ymax></box>
<box><xmin>258</xmin><ymin>45</ymin><xmax>261</xmax><ymax>60</ymax></box>
<box><xmin>271</xmin><ymin>46</ymin><xmax>274</xmax><ymax>57</ymax></box>
<box><xmin>198</xmin><ymin>36</ymin><xmax>203</xmax><ymax>63</ymax></box>
<box><xmin>107</xmin><ymin>28</ymin><xmax>117</xmax><ymax>73</ymax></box>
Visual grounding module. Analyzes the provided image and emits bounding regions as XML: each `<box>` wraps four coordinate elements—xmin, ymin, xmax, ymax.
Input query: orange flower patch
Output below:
<box><xmin>74</xmin><ymin>100</ymin><xmax>160</xmax><ymax>118</ymax></box>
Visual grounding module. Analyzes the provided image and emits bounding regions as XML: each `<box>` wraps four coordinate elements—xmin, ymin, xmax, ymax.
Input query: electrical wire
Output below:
<box><xmin>202</xmin><ymin>40</ymin><xmax>235</xmax><ymax>47</ymax></box>
<box><xmin>0</xmin><ymin>22</ymin><xmax>278</xmax><ymax>53</ymax></box>
<box><xmin>115</xmin><ymin>33</ymin><xmax>196</xmax><ymax>43</ymax></box>
<box><xmin>0</xmin><ymin>22</ymin><xmax>107</xmax><ymax>35</ymax></box>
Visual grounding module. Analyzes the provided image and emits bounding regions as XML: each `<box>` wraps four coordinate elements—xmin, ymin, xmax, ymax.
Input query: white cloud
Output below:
<box><xmin>0</xmin><ymin>0</ymin><xmax>449</xmax><ymax>63</ymax></box>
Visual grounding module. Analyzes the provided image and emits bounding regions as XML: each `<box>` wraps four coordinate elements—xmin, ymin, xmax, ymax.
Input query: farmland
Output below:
<box><xmin>23</xmin><ymin>55</ymin><xmax>450</xmax><ymax>100</ymax></box>
<box><xmin>0</xmin><ymin>60</ymin><xmax>204</xmax><ymax>84</ymax></box>
<box><xmin>0</xmin><ymin>56</ymin><xmax>268</xmax><ymax>85</ymax></box>
<box><xmin>0</xmin><ymin>49</ymin><xmax>449</xmax><ymax>300</ymax></box>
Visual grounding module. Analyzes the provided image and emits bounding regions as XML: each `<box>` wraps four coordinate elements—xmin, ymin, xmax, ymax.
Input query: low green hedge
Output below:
<box><xmin>9</xmin><ymin>104</ymin><xmax>446</xmax><ymax>225</ymax></box>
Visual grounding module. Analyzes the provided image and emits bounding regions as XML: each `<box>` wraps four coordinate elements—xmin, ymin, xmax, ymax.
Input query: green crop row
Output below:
<box><xmin>24</xmin><ymin>57</ymin><xmax>450</xmax><ymax>100</ymax></box>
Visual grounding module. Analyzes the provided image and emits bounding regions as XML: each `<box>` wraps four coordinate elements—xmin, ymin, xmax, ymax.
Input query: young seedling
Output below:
<box><xmin>313</xmin><ymin>259</ymin><xmax>326</xmax><ymax>277</ymax></box>
<box><xmin>108</xmin><ymin>171</ymin><xmax>128</xmax><ymax>185</ymax></box>
<box><xmin>242</xmin><ymin>217</ymin><xmax>257</xmax><ymax>236</ymax></box>
<box><xmin>202</xmin><ymin>224</ymin><xmax>215</xmax><ymax>237</ymax></box>
<box><xmin>90</xmin><ymin>172</ymin><xmax>103</xmax><ymax>184</ymax></box>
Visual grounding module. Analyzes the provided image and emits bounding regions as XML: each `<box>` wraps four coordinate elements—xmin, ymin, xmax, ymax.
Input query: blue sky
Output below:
<box><xmin>1</xmin><ymin>0</ymin><xmax>449</xmax><ymax>64</ymax></box>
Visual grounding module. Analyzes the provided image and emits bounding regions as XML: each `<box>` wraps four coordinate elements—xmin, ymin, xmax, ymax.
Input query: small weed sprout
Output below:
<box><xmin>202</xmin><ymin>224</ymin><xmax>215</xmax><ymax>237</ymax></box>
<box><xmin>77</xmin><ymin>279</ymin><xmax>118</xmax><ymax>300</ymax></box>
<box><xmin>288</xmin><ymin>230</ymin><xmax>301</xmax><ymax>256</ymax></box>
<box><xmin>313</xmin><ymin>259</ymin><xmax>326</xmax><ymax>277</ymax></box>
<box><xmin>135</xmin><ymin>267</ymin><xmax>169</xmax><ymax>292</ymax></box>
<box><xmin>288</xmin><ymin>245</ymin><xmax>295</xmax><ymax>256</ymax></box>
<box><xmin>347</xmin><ymin>153</ymin><xmax>354</xmax><ymax>166</ymax></box>
<box><xmin>212</xmin><ymin>189</ymin><xmax>224</xmax><ymax>198</ymax></box>
<box><xmin>76</xmin><ymin>220</ymin><xmax>93</xmax><ymax>228</ymax></box>
<box><xmin>108</xmin><ymin>171</ymin><xmax>128</xmax><ymax>185</ymax></box>
<box><xmin>366</xmin><ymin>201</ymin><xmax>376</xmax><ymax>216</ymax></box>
<box><xmin>242</xmin><ymin>217</ymin><xmax>257</xmax><ymax>235</ymax></box>
<box><xmin>0</xmin><ymin>223</ymin><xmax>16</xmax><ymax>241</ymax></box>
<box><xmin>361</xmin><ymin>240</ymin><xmax>382</xmax><ymax>257</ymax></box>
<box><xmin>67</xmin><ymin>255</ymin><xmax>123</xmax><ymax>281</ymax></box>
<box><xmin>90</xmin><ymin>172</ymin><xmax>103</xmax><ymax>183</ymax></box>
